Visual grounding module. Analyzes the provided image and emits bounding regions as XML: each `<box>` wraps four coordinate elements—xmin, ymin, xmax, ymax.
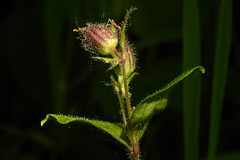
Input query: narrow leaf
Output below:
<box><xmin>119</xmin><ymin>7</ymin><xmax>137</xmax><ymax>52</ymax></box>
<box><xmin>127</xmin><ymin>72</ymin><xmax>138</xmax><ymax>84</ymax></box>
<box><xmin>44</xmin><ymin>0</ymin><xmax>64</xmax><ymax>111</ymax></box>
<box><xmin>128</xmin><ymin>66</ymin><xmax>205</xmax><ymax>140</ymax></box>
<box><xmin>182</xmin><ymin>0</ymin><xmax>201</xmax><ymax>159</ymax></box>
<box><xmin>41</xmin><ymin>114</ymin><xmax>130</xmax><ymax>148</ymax></box>
<box><xmin>92</xmin><ymin>57</ymin><xmax>114</xmax><ymax>63</ymax></box>
<box><xmin>207</xmin><ymin>0</ymin><xmax>232</xmax><ymax>159</ymax></box>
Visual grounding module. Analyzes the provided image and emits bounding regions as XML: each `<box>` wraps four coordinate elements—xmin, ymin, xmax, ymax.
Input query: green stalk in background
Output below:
<box><xmin>182</xmin><ymin>0</ymin><xmax>201</xmax><ymax>160</ymax></box>
<box><xmin>207</xmin><ymin>0</ymin><xmax>232</xmax><ymax>160</ymax></box>
<box><xmin>44</xmin><ymin>0</ymin><xmax>65</xmax><ymax>111</ymax></box>
<box><xmin>44</xmin><ymin>0</ymin><xmax>75</xmax><ymax>111</ymax></box>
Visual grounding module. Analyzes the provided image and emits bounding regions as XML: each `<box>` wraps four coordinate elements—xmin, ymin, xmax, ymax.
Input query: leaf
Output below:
<box><xmin>182</xmin><ymin>0</ymin><xmax>201</xmax><ymax>159</ymax></box>
<box><xmin>41</xmin><ymin>114</ymin><xmax>130</xmax><ymax>148</ymax></box>
<box><xmin>127</xmin><ymin>72</ymin><xmax>138</xmax><ymax>84</ymax></box>
<box><xmin>92</xmin><ymin>57</ymin><xmax>114</xmax><ymax>63</ymax></box>
<box><xmin>119</xmin><ymin>7</ymin><xmax>137</xmax><ymax>52</ymax></box>
<box><xmin>207</xmin><ymin>0</ymin><xmax>232</xmax><ymax>159</ymax></box>
<box><xmin>127</xmin><ymin>66</ymin><xmax>205</xmax><ymax>140</ymax></box>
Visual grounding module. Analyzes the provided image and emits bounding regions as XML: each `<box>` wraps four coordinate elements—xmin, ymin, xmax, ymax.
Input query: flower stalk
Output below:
<box><xmin>118</xmin><ymin>87</ymin><xmax>127</xmax><ymax>126</ymax></box>
<box><xmin>121</xmin><ymin>60</ymin><xmax>132</xmax><ymax>118</ymax></box>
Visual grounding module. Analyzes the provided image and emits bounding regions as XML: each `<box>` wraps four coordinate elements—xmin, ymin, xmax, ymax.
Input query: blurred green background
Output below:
<box><xmin>1</xmin><ymin>0</ymin><xmax>240</xmax><ymax>160</ymax></box>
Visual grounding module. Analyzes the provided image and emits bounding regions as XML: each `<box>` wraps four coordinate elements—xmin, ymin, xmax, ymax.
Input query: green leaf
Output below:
<box><xmin>182</xmin><ymin>0</ymin><xmax>201</xmax><ymax>159</ymax></box>
<box><xmin>41</xmin><ymin>114</ymin><xmax>130</xmax><ymax>148</ymax></box>
<box><xmin>207</xmin><ymin>0</ymin><xmax>232</xmax><ymax>160</ymax></box>
<box><xmin>119</xmin><ymin>7</ymin><xmax>137</xmax><ymax>52</ymax></box>
<box><xmin>127</xmin><ymin>66</ymin><xmax>205</xmax><ymax>140</ymax></box>
<box><xmin>127</xmin><ymin>72</ymin><xmax>138</xmax><ymax>85</ymax></box>
<box><xmin>92</xmin><ymin>57</ymin><xmax>114</xmax><ymax>63</ymax></box>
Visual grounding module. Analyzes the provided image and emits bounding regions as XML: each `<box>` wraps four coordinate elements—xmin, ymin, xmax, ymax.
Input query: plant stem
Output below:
<box><xmin>129</xmin><ymin>134</ymin><xmax>140</xmax><ymax>160</ymax></box>
<box><xmin>130</xmin><ymin>145</ymin><xmax>139</xmax><ymax>160</ymax></box>
<box><xmin>118</xmin><ymin>91</ymin><xmax>127</xmax><ymax>126</ymax></box>
<box><xmin>121</xmin><ymin>61</ymin><xmax>132</xmax><ymax>118</ymax></box>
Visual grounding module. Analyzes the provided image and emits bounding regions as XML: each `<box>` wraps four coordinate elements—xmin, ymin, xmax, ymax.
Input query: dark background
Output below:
<box><xmin>1</xmin><ymin>0</ymin><xmax>240</xmax><ymax>160</ymax></box>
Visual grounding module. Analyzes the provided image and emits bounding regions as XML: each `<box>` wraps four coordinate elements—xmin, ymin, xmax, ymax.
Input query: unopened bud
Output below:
<box><xmin>124</xmin><ymin>42</ymin><xmax>136</xmax><ymax>77</ymax></box>
<box><xmin>79</xmin><ymin>24</ymin><xmax>119</xmax><ymax>58</ymax></box>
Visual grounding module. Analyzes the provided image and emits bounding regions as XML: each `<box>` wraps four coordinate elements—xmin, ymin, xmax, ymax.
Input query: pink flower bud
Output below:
<box><xmin>124</xmin><ymin>42</ymin><xmax>136</xmax><ymax>77</ymax></box>
<box><xmin>80</xmin><ymin>24</ymin><xmax>119</xmax><ymax>58</ymax></box>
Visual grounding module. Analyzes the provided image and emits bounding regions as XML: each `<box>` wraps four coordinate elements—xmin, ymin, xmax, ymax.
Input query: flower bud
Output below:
<box><xmin>80</xmin><ymin>24</ymin><xmax>119</xmax><ymax>58</ymax></box>
<box><xmin>124</xmin><ymin>42</ymin><xmax>136</xmax><ymax>77</ymax></box>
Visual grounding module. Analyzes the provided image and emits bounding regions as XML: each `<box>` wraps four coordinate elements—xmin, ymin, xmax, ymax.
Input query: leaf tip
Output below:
<box><xmin>197</xmin><ymin>66</ymin><xmax>205</xmax><ymax>74</ymax></box>
<box><xmin>41</xmin><ymin>114</ymin><xmax>50</xmax><ymax>127</ymax></box>
<box><xmin>41</xmin><ymin>118</ymin><xmax>47</xmax><ymax>127</ymax></box>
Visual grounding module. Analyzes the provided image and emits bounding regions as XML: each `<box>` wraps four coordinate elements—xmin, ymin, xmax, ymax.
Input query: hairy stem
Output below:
<box><xmin>121</xmin><ymin>62</ymin><xmax>132</xmax><ymax>118</ymax></box>
<box><xmin>130</xmin><ymin>144</ymin><xmax>139</xmax><ymax>160</ymax></box>
<box><xmin>129</xmin><ymin>133</ymin><xmax>140</xmax><ymax>160</ymax></box>
<box><xmin>118</xmin><ymin>91</ymin><xmax>127</xmax><ymax>126</ymax></box>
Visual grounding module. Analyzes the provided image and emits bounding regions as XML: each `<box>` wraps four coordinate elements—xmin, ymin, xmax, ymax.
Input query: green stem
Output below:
<box><xmin>129</xmin><ymin>131</ymin><xmax>140</xmax><ymax>160</ymax></box>
<box><xmin>121</xmin><ymin>62</ymin><xmax>132</xmax><ymax>118</ymax></box>
<box><xmin>118</xmin><ymin>91</ymin><xmax>127</xmax><ymax>126</ymax></box>
<box><xmin>117</xmin><ymin>7</ymin><xmax>136</xmax><ymax>120</ymax></box>
<box><xmin>130</xmin><ymin>144</ymin><xmax>139</xmax><ymax>160</ymax></box>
